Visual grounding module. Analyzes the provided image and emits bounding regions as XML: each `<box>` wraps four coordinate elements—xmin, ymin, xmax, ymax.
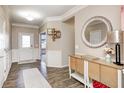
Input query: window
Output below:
<box><xmin>22</xmin><ymin>35</ymin><xmax>31</xmax><ymax>48</ymax></box>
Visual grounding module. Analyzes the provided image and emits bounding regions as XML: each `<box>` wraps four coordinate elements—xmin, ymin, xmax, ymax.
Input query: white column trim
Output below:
<box><xmin>118</xmin><ymin>69</ymin><xmax>123</xmax><ymax>88</ymax></box>
<box><xmin>69</xmin><ymin>56</ymin><xmax>71</xmax><ymax>78</ymax></box>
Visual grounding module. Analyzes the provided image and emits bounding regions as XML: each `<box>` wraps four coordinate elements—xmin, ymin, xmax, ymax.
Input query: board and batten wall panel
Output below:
<box><xmin>47</xmin><ymin>50</ymin><xmax>62</xmax><ymax>67</ymax></box>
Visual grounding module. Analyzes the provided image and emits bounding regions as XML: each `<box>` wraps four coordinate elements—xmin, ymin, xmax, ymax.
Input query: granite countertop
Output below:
<box><xmin>70</xmin><ymin>54</ymin><xmax>124</xmax><ymax>70</ymax></box>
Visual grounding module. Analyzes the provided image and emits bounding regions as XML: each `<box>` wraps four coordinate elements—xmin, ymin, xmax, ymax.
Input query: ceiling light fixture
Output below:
<box><xmin>25</xmin><ymin>15</ymin><xmax>34</xmax><ymax>21</ymax></box>
<box><xmin>18</xmin><ymin>11</ymin><xmax>41</xmax><ymax>21</ymax></box>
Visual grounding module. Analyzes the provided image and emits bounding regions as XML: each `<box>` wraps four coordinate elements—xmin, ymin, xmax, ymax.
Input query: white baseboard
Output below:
<box><xmin>46</xmin><ymin>64</ymin><xmax>63</xmax><ymax>68</ymax></box>
<box><xmin>47</xmin><ymin>64</ymin><xmax>68</xmax><ymax>68</ymax></box>
<box><xmin>18</xmin><ymin>59</ymin><xmax>39</xmax><ymax>64</ymax></box>
<box><xmin>61</xmin><ymin>65</ymin><xmax>68</xmax><ymax>68</ymax></box>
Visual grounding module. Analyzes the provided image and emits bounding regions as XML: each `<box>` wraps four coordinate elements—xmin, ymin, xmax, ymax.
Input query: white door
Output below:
<box><xmin>18</xmin><ymin>32</ymin><xmax>34</xmax><ymax>63</ymax></box>
<box><xmin>0</xmin><ymin>16</ymin><xmax>6</xmax><ymax>87</ymax></box>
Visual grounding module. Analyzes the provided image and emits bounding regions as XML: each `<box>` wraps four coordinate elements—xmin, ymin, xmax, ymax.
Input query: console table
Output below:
<box><xmin>69</xmin><ymin>54</ymin><xmax>124</xmax><ymax>88</ymax></box>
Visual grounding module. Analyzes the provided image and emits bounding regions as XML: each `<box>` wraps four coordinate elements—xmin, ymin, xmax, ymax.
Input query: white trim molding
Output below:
<box><xmin>62</xmin><ymin>5</ymin><xmax>88</xmax><ymax>21</ymax></box>
<box><xmin>12</xmin><ymin>23</ymin><xmax>39</xmax><ymax>29</ymax></box>
<box><xmin>39</xmin><ymin>19</ymin><xmax>47</xmax><ymax>28</ymax></box>
<box><xmin>118</xmin><ymin>70</ymin><xmax>123</xmax><ymax>88</ymax></box>
<box><xmin>40</xmin><ymin>5</ymin><xmax>88</xmax><ymax>27</ymax></box>
<box><xmin>46</xmin><ymin>16</ymin><xmax>62</xmax><ymax>22</ymax></box>
<box><xmin>47</xmin><ymin>5</ymin><xmax>88</xmax><ymax>22</ymax></box>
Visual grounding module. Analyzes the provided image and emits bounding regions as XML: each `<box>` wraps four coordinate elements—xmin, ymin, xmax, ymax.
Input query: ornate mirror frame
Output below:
<box><xmin>81</xmin><ymin>16</ymin><xmax>112</xmax><ymax>48</ymax></box>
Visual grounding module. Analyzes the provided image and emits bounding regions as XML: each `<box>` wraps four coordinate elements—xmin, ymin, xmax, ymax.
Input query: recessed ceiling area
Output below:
<box><xmin>8</xmin><ymin>5</ymin><xmax>75</xmax><ymax>26</ymax></box>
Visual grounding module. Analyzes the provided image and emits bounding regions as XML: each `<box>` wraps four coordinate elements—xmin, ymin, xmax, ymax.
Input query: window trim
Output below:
<box><xmin>18</xmin><ymin>32</ymin><xmax>34</xmax><ymax>49</ymax></box>
<box><xmin>22</xmin><ymin>35</ymin><xmax>31</xmax><ymax>48</ymax></box>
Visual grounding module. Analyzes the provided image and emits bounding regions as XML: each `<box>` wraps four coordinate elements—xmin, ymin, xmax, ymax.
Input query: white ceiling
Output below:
<box><xmin>8</xmin><ymin>5</ymin><xmax>75</xmax><ymax>26</ymax></box>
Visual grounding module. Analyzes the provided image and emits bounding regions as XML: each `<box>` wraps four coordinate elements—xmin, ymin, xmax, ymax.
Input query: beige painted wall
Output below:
<box><xmin>40</xmin><ymin>19</ymin><xmax>75</xmax><ymax>67</ymax></box>
<box><xmin>61</xmin><ymin>17</ymin><xmax>75</xmax><ymax>66</ymax></box>
<box><xmin>0</xmin><ymin>6</ymin><xmax>12</xmax><ymax>84</ymax></box>
<box><xmin>0</xmin><ymin>6</ymin><xmax>11</xmax><ymax>50</ymax></box>
<box><xmin>12</xmin><ymin>26</ymin><xmax>39</xmax><ymax>49</ymax></box>
<box><xmin>47</xmin><ymin>21</ymin><xmax>62</xmax><ymax>50</ymax></box>
<box><xmin>75</xmin><ymin>5</ymin><xmax>121</xmax><ymax>59</ymax></box>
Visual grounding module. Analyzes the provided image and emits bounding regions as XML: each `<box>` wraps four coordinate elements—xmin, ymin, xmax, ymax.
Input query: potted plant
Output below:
<box><xmin>104</xmin><ymin>47</ymin><xmax>115</xmax><ymax>63</ymax></box>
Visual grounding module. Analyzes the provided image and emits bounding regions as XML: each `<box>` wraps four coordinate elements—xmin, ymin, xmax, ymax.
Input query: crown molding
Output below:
<box><xmin>62</xmin><ymin>5</ymin><xmax>88</xmax><ymax>21</ymax></box>
<box><xmin>45</xmin><ymin>5</ymin><xmax>88</xmax><ymax>22</ymax></box>
<box><xmin>39</xmin><ymin>19</ymin><xmax>47</xmax><ymax>28</ymax></box>
<box><xmin>39</xmin><ymin>5</ymin><xmax>88</xmax><ymax>27</ymax></box>
<box><xmin>12</xmin><ymin>23</ymin><xmax>39</xmax><ymax>29</ymax></box>
<box><xmin>39</xmin><ymin>16</ymin><xmax>62</xmax><ymax>27</ymax></box>
<box><xmin>46</xmin><ymin>16</ymin><xmax>62</xmax><ymax>21</ymax></box>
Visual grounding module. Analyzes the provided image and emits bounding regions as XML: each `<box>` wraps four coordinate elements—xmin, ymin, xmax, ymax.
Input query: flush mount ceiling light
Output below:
<box><xmin>25</xmin><ymin>15</ymin><xmax>34</xmax><ymax>21</ymax></box>
<box><xmin>18</xmin><ymin>11</ymin><xmax>41</xmax><ymax>21</ymax></box>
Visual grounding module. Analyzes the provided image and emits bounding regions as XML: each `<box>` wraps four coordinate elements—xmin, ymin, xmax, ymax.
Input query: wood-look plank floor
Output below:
<box><xmin>3</xmin><ymin>61</ymin><xmax>84</xmax><ymax>88</ymax></box>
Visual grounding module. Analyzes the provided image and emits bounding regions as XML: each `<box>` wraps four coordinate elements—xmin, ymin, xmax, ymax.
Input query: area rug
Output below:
<box><xmin>23</xmin><ymin>68</ymin><xmax>51</xmax><ymax>88</ymax></box>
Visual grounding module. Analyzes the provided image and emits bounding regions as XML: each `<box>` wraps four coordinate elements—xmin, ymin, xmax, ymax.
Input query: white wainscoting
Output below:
<box><xmin>0</xmin><ymin>50</ymin><xmax>12</xmax><ymax>88</ymax></box>
<box><xmin>12</xmin><ymin>48</ymin><xmax>40</xmax><ymax>64</ymax></box>
<box><xmin>0</xmin><ymin>57</ymin><xmax>4</xmax><ymax>87</ymax></box>
<box><xmin>12</xmin><ymin>49</ymin><xmax>19</xmax><ymax>62</ymax></box>
<box><xmin>32</xmin><ymin>48</ymin><xmax>40</xmax><ymax>60</ymax></box>
<box><xmin>4</xmin><ymin>50</ymin><xmax>12</xmax><ymax>81</ymax></box>
<box><xmin>46</xmin><ymin>50</ymin><xmax>62</xmax><ymax>68</ymax></box>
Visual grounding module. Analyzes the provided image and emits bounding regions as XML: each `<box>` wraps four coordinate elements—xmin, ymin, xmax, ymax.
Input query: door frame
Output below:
<box><xmin>39</xmin><ymin>31</ymin><xmax>47</xmax><ymax>63</ymax></box>
<box><xmin>18</xmin><ymin>32</ymin><xmax>34</xmax><ymax>62</ymax></box>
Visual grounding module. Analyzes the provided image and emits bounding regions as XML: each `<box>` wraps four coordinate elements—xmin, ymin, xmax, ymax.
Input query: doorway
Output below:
<box><xmin>39</xmin><ymin>32</ymin><xmax>47</xmax><ymax>77</ymax></box>
<box><xmin>18</xmin><ymin>32</ymin><xmax>34</xmax><ymax>63</ymax></box>
<box><xmin>40</xmin><ymin>32</ymin><xmax>47</xmax><ymax>64</ymax></box>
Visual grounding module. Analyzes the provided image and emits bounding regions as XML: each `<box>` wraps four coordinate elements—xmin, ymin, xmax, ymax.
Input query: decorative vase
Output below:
<box><xmin>105</xmin><ymin>54</ymin><xmax>111</xmax><ymax>63</ymax></box>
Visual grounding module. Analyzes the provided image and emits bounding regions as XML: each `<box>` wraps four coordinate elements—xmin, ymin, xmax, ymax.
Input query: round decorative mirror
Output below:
<box><xmin>81</xmin><ymin>16</ymin><xmax>112</xmax><ymax>48</ymax></box>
